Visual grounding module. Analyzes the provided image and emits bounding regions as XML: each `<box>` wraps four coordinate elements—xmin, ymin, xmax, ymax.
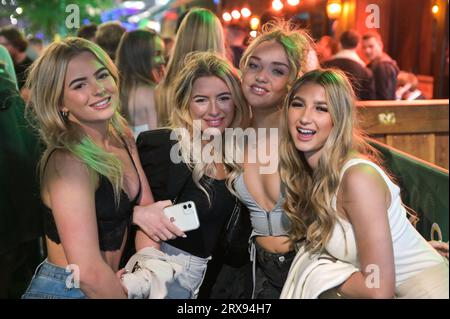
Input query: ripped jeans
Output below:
<box><xmin>156</xmin><ymin>242</ymin><xmax>211</xmax><ymax>299</ymax></box>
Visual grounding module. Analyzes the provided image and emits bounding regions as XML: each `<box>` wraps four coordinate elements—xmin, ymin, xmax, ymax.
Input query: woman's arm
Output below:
<box><xmin>336</xmin><ymin>164</ymin><xmax>396</xmax><ymax>299</ymax></box>
<box><xmin>45</xmin><ymin>151</ymin><xmax>126</xmax><ymax>298</ymax></box>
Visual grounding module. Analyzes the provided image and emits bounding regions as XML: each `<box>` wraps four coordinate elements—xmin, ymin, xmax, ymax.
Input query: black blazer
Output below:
<box><xmin>137</xmin><ymin>129</ymin><xmax>192</xmax><ymax>202</ymax></box>
<box><xmin>136</xmin><ymin>129</ymin><xmax>252</xmax><ymax>298</ymax></box>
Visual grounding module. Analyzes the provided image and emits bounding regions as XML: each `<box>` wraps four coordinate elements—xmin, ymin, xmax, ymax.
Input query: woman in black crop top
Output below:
<box><xmin>22</xmin><ymin>38</ymin><xmax>169</xmax><ymax>299</ymax></box>
<box><xmin>133</xmin><ymin>52</ymin><xmax>252</xmax><ymax>298</ymax></box>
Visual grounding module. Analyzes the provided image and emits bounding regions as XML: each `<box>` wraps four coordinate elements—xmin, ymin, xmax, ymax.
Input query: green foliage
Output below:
<box><xmin>6</xmin><ymin>0</ymin><xmax>114</xmax><ymax>39</ymax></box>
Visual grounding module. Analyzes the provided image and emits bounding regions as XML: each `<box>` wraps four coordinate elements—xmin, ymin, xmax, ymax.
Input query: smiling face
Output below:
<box><xmin>189</xmin><ymin>75</ymin><xmax>235</xmax><ymax>134</ymax></box>
<box><xmin>61</xmin><ymin>51</ymin><xmax>118</xmax><ymax>128</ymax></box>
<box><xmin>288</xmin><ymin>82</ymin><xmax>333</xmax><ymax>168</ymax></box>
<box><xmin>241</xmin><ymin>40</ymin><xmax>291</xmax><ymax>110</ymax></box>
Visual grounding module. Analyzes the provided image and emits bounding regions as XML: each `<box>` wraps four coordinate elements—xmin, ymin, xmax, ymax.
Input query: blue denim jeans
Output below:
<box><xmin>22</xmin><ymin>259</ymin><xmax>86</xmax><ymax>299</ymax></box>
<box><xmin>158</xmin><ymin>242</ymin><xmax>210</xmax><ymax>299</ymax></box>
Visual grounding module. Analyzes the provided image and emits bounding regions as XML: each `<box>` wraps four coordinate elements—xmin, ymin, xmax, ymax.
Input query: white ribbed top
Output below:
<box><xmin>325</xmin><ymin>158</ymin><xmax>445</xmax><ymax>286</ymax></box>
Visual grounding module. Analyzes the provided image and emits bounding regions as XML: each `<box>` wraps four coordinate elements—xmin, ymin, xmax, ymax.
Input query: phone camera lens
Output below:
<box><xmin>183</xmin><ymin>205</ymin><xmax>187</xmax><ymax>209</ymax></box>
<box><xmin>188</xmin><ymin>204</ymin><xmax>192</xmax><ymax>208</ymax></box>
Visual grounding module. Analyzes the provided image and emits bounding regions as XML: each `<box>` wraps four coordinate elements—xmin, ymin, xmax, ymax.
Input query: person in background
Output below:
<box><xmin>116</xmin><ymin>29</ymin><xmax>166</xmax><ymax>138</ymax></box>
<box><xmin>155</xmin><ymin>7</ymin><xmax>227</xmax><ymax>127</ymax></box>
<box><xmin>323</xmin><ymin>30</ymin><xmax>375</xmax><ymax>100</ymax></box>
<box><xmin>362</xmin><ymin>31</ymin><xmax>399</xmax><ymax>100</ymax></box>
<box><xmin>27</xmin><ymin>36</ymin><xmax>44</xmax><ymax>60</ymax></box>
<box><xmin>95</xmin><ymin>21</ymin><xmax>125</xmax><ymax>61</ymax></box>
<box><xmin>0</xmin><ymin>44</ymin><xmax>17</xmax><ymax>86</ymax></box>
<box><xmin>396</xmin><ymin>71</ymin><xmax>427</xmax><ymax>100</ymax></box>
<box><xmin>315</xmin><ymin>35</ymin><xmax>338</xmax><ymax>64</ymax></box>
<box><xmin>0</xmin><ymin>44</ymin><xmax>43</xmax><ymax>299</ymax></box>
<box><xmin>225</xmin><ymin>23</ymin><xmax>248</xmax><ymax>69</ymax></box>
<box><xmin>279</xmin><ymin>69</ymin><xmax>448</xmax><ymax>298</ymax></box>
<box><xmin>162</xmin><ymin>36</ymin><xmax>174</xmax><ymax>65</ymax></box>
<box><xmin>77</xmin><ymin>23</ymin><xmax>98</xmax><ymax>43</ymax></box>
<box><xmin>0</xmin><ymin>26</ymin><xmax>33</xmax><ymax>93</ymax></box>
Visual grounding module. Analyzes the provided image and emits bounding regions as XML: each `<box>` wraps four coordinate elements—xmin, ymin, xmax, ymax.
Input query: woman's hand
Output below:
<box><xmin>116</xmin><ymin>268</ymin><xmax>129</xmax><ymax>295</ymax></box>
<box><xmin>132</xmin><ymin>200</ymin><xmax>186</xmax><ymax>242</ymax></box>
<box><xmin>429</xmin><ymin>241</ymin><xmax>449</xmax><ymax>259</ymax></box>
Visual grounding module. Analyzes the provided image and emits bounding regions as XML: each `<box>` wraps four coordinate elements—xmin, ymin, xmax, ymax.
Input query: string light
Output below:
<box><xmin>272</xmin><ymin>0</ymin><xmax>284</xmax><ymax>12</ymax></box>
<box><xmin>287</xmin><ymin>0</ymin><xmax>300</xmax><ymax>6</ymax></box>
<box><xmin>222</xmin><ymin>12</ymin><xmax>232</xmax><ymax>22</ymax></box>
<box><xmin>250</xmin><ymin>17</ymin><xmax>260</xmax><ymax>30</ymax></box>
<box><xmin>241</xmin><ymin>7</ymin><xmax>251</xmax><ymax>18</ymax></box>
<box><xmin>231</xmin><ymin>9</ymin><xmax>241</xmax><ymax>19</ymax></box>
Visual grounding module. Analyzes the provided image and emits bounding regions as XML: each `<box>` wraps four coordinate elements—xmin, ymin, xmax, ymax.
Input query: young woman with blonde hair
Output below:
<box><xmin>279</xmin><ymin>69</ymin><xmax>448</xmax><ymax>298</ymax></box>
<box><xmin>235</xmin><ymin>20</ymin><xmax>313</xmax><ymax>298</ymax></box>
<box><xmin>22</xmin><ymin>38</ymin><xmax>169</xmax><ymax>298</ymax></box>
<box><xmin>135</xmin><ymin>51</ymin><xmax>251</xmax><ymax>298</ymax></box>
<box><xmin>155</xmin><ymin>7</ymin><xmax>227</xmax><ymax>127</ymax></box>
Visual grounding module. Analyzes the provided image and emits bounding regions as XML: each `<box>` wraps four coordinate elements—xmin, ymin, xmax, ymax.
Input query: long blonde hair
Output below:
<box><xmin>170</xmin><ymin>51</ymin><xmax>250</xmax><ymax>202</ymax></box>
<box><xmin>279</xmin><ymin>69</ymin><xmax>379</xmax><ymax>253</ymax></box>
<box><xmin>240</xmin><ymin>20</ymin><xmax>312</xmax><ymax>86</ymax></box>
<box><xmin>156</xmin><ymin>8</ymin><xmax>226</xmax><ymax>127</ymax></box>
<box><xmin>26</xmin><ymin>37</ymin><xmax>128</xmax><ymax>205</ymax></box>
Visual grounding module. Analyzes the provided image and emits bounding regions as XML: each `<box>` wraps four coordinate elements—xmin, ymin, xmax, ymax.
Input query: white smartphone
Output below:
<box><xmin>163</xmin><ymin>201</ymin><xmax>200</xmax><ymax>232</ymax></box>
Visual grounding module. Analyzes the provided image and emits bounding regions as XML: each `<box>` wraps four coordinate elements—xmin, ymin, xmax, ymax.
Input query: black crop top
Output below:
<box><xmin>43</xmin><ymin>141</ymin><xmax>141</xmax><ymax>251</ymax></box>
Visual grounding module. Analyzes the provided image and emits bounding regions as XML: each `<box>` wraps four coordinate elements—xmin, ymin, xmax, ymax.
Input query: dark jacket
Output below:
<box><xmin>323</xmin><ymin>57</ymin><xmax>376</xmax><ymax>100</ymax></box>
<box><xmin>367</xmin><ymin>53</ymin><xmax>400</xmax><ymax>100</ymax></box>
<box><xmin>137</xmin><ymin>129</ymin><xmax>191</xmax><ymax>203</ymax></box>
<box><xmin>0</xmin><ymin>66</ymin><xmax>43</xmax><ymax>254</ymax></box>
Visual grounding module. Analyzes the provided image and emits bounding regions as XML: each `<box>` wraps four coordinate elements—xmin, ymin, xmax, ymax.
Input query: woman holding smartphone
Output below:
<box><xmin>22</xmin><ymin>38</ymin><xmax>167</xmax><ymax>299</ymax></box>
<box><xmin>134</xmin><ymin>51</ymin><xmax>251</xmax><ymax>298</ymax></box>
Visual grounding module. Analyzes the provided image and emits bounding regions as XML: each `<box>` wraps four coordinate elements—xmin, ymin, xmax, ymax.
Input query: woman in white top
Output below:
<box><xmin>116</xmin><ymin>29</ymin><xmax>165</xmax><ymax>138</ymax></box>
<box><xmin>279</xmin><ymin>69</ymin><xmax>448</xmax><ymax>298</ymax></box>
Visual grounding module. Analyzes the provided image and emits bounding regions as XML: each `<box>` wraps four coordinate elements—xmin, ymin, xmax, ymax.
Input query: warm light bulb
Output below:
<box><xmin>250</xmin><ymin>17</ymin><xmax>260</xmax><ymax>30</ymax></box>
<box><xmin>241</xmin><ymin>8</ymin><xmax>251</xmax><ymax>18</ymax></box>
<box><xmin>222</xmin><ymin>12</ymin><xmax>232</xmax><ymax>22</ymax></box>
<box><xmin>432</xmin><ymin>4</ymin><xmax>439</xmax><ymax>14</ymax></box>
<box><xmin>287</xmin><ymin>0</ymin><xmax>300</xmax><ymax>6</ymax></box>
<box><xmin>327</xmin><ymin>1</ymin><xmax>342</xmax><ymax>19</ymax></box>
<box><xmin>231</xmin><ymin>9</ymin><xmax>241</xmax><ymax>19</ymax></box>
<box><xmin>272</xmin><ymin>0</ymin><xmax>284</xmax><ymax>11</ymax></box>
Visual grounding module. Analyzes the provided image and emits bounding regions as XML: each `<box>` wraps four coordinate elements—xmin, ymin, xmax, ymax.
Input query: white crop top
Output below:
<box><xmin>325</xmin><ymin>158</ymin><xmax>445</xmax><ymax>286</ymax></box>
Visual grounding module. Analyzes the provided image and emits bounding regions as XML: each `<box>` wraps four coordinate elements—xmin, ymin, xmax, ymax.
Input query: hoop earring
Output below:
<box><xmin>61</xmin><ymin>110</ymin><xmax>69</xmax><ymax>118</ymax></box>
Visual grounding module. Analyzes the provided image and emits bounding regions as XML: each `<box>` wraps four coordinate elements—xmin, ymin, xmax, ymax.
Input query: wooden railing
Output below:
<box><xmin>356</xmin><ymin>99</ymin><xmax>449</xmax><ymax>170</ymax></box>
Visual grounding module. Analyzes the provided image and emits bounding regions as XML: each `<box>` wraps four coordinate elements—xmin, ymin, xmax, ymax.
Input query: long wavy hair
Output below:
<box><xmin>279</xmin><ymin>69</ymin><xmax>380</xmax><ymax>253</ymax></box>
<box><xmin>240</xmin><ymin>20</ymin><xmax>312</xmax><ymax>88</ymax></box>
<box><xmin>26</xmin><ymin>37</ymin><xmax>128</xmax><ymax>205</ymax></box>
<box><xmin>156</xmin><ymin>7</ymin><xmax>226</xmax><ymax>127</ymax></box>
<box><xmin>171</xmin><ymin>51</ymin><xmax>250</xmax><ymax>202</ymax></box>
<box><xmin>116</xmin><ymin>29</ymin><xmax>161</xmax><ymax>124</ymax></box>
